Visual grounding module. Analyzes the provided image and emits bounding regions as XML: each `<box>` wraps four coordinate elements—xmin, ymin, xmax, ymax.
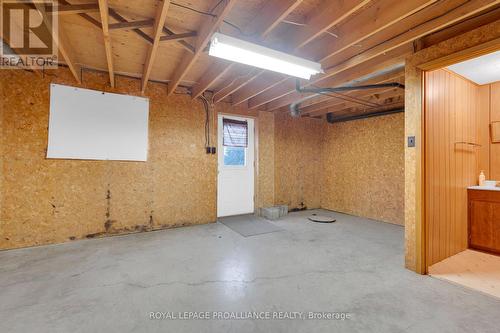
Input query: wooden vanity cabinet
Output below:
<box><xmin>468</xmin><ymin>189</ymin><xmax>500</xmax><ymax>255</ymax></box>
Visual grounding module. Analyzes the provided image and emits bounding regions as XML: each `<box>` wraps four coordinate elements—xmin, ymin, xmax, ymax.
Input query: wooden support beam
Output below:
<box><xmin>33</xmin><ymin>2</ymin><xmax>81</xmax><ymax>83</ymax></box>
<box><xmin>303</xmin><ymin>0</ymin><xmax>438</xmax><ymax>62</ymax></box>
<box><xmin>105</xmin><ymin>9</ymin><xmax>194</xmax><ymax>52</ymax></box>
<box><xmin>192</xmin><ymin>61</ymin><xmax>233</xmax><ymax>99</ymax></box>
<box><xmin>162</xmin><ymin>26</ymin><xmax>195</xmax><ymax>53</ymax></box>
<box><xmin>108</xmin><ymin>9</ymin><xmax>152</xmax><ymax>44</ymax></box>
<box><xmin>249</xmin><ymin>0</ymin><xmax>500</xmax><ymax>111</ymax></box>
<box><xmin>237</xmin><ymin>0</ymin><xmax>436</xmax><ymax>107</ymax></box>
<box><xmin>231</xmin><ymin>0</ymin><xmax>372</xmax><ymax>106</ymax></box>
<box><xmin>109</xmin><ymin>19</ymin><xmax>154</xmax><ymax>30</ymax></box>
<box><xmin>56</xmin><ymin>0</ymin><xmax>101</xmax><ymax>28</ymax></box>
<box><xmin>142</xmin><ymin>0</ymin><xmax>171</xmax><ymax>93</ymax></box>
<box><xmin>48</xmin><ymin>3</ymin><xmax>99</xmax><ymax>15</ymax></box>
<box><xmin>231</xmin><ymin>72</ymin><xmax>285</xmax><ymax>105</ymax></box>
<box><xmin>321</xmin><ymin>0</ymin><xmax>500</xmax><ymax>70</ymax></box>
<box><xmin>419</xmin><ymin>6</ymin><xmax>500</xmax><ymax>48</ymax></box>
<box><xmin>245</xmin><ymin>0</ymin><xmax>304</xmax><ymax>39</ymax></box>
<box><xmin>159</xmin><ymin>31</ymin><xmax>197</xmax><ymax>42</ymax></box>
<box><xmin>167</xmin><ymin>0</ymin><xmax>237</xmax><ymax>96</ymax></box>
<box><xmin>97</xmin><ymin>0</ymin><xmax>114</xmax><ymax>87</ymax></box>
<box><xmin>251</xmin><ymin>44</ymin><xmax>411</xmax><ymax>111</ymax></box>
<box><xmin>292</xmin><ymin>0</ymin><xmax>371</xmax><ymax>49</ymax></box>
<box><xmin>191</xmin><ymin>0</ymin><xmax>304</xmax><ymax>99</ymax></box>
<box><xmin>319</xmin><ymin>0</ymin><xmax>471</xmax><ymax>72</ymax></box>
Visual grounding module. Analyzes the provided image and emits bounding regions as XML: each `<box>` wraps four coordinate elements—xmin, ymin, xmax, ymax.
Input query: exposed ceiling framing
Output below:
<box><xmin>9</xmin><ymin>0</ymin><xmax>500</xmax><ymax>119</ymax></box>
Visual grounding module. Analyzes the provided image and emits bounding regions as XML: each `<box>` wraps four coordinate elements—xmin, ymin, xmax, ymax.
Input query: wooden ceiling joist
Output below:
<box><xmin>97</xmin><ymin>0</ymin><xmax>114</xmax><ymax>87</ymax></box>
<box><xmin>167</xmin><ymin>0</ymin><xmax>237</xmax><ymax>96</ymax></box>
<box><xmin>292</xmin><ymin>0</ymin><xmax>371</xmax><ymax>49</ymax></box>
<box><xmin>107</xmin><ymin>8</ymin><xmax>153</xmax><ymax>45</ymax></box>
<box><xmin>160</xmin><ymin>31</ymin><xmax>197</xmax><ymax>42</ymax></box>
<box><xmin>93</xmin><ymin>7</ymin><xmax>195</xmax><ymax>52</ymax></box>
<box><xmin>191</xmin><ymin>0</ymin><xmax>304</xmax><ymax>100</ymax></box>
<box><xmin>109</xmin><ymin>19</ymin><xmax>154</xmax><ymax>30</ymax></box>
<box><xmin>322</xmin><ymin>0</ymin><xmax>500</xmax><ymax>70</ymax></box>
<box><xmin>243</xmin><ymin>0</ymin><xmax>437</xmax><ymax>110</ymax></box>
<box><xmin>296</xmin><ymin>69</ymin><xmax>404</xmax><ymax>112</ymax></box>
<box><xmin>212</xmin><ymin>68</ymin><xmax>261</xmax><ymax>103</ymax></box>
<box><xmin>307</xmin><ymin>88</ymin><xmax>405</xmax><ymax>117</ymax></box>
<box><xmin>294</xmin><ymin>72</ymin><xmax>404</xmax><ymax>114</ymax></box>
<box><xmin>49</xmin><ymin>3</ymin><xmax>99</xmax><ymax>15</ymax></box>
<box><xmin>162</xmin><ymin>26</ymin><xmax>195</xmax><ymax>53</ymax></box>
<box><xmin>418</xmin><ymin>6</ymin><xmax>500</xmax><ymax>49</ymax></box>
<box><xmin>250</xmin><ymin>0</ymin><xmax>500</xmax><ymax>112</ymax></box>
<box><xmin>320</xmin><ymin>0</ymin><xmax>471</xmax><ymax>72</ymax></box>
<box><xmin>230</xmin><ymin>0</ymin><xmax>374</xmax><ymax>106</ymax></box>
<box><xmin>246</xmin><ymin>0</ymin><xmax>304</xmax><ymax>38</ymax></box>
<box><xmin>34</xmin><ymin>2</ymin><xmax>81</xmax><ymax>83</ymax></box>
<box><xmin>304</xmin><ymin>0</ymin><xmax>438</xmax><ymax>62</ymax></box>
<box><xmin>56</xmin><ymin>0</ymin><xmax>101</xmax><ymax>28</ymax></box>
<box><xmin>142</xmin><ymin>0</ymin><xmax>171</xmax><ymax>93</ymax></box>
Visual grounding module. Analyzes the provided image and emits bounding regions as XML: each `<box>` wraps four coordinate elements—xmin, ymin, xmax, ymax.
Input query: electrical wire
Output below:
<box><xmin>199</xmin><ymin>96</ymin><xmax>210</xmax><ymax>148</ymax></box>
<box><xmin>199</xmin><ymin>94</ymin><xmax>215</xmax><ymax>149</ymax></box>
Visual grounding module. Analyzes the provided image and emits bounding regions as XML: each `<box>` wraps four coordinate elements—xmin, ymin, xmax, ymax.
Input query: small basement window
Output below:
<box><xmin>223</xmin><ymin>118</ymin><xmax>248</xmax><ymax>166</ymax></box>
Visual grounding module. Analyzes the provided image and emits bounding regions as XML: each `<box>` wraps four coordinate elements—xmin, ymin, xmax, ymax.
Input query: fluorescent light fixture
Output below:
<box><xmin>208</xmin><ymin>33</ymin><xmax>322</xmax><ymax>80</ymax></box>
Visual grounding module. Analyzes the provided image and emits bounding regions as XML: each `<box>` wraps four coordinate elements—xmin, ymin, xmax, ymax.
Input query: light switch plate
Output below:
<box><xmin>408</xmin><ymin>136</ymin><xmax>416</xmax><ymax>147</ymax></box>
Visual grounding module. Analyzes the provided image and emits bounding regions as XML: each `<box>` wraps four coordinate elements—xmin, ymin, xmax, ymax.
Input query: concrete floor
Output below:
<box><xmin>1</xmin><ymin>209</ymin><xmax>500</xmax><ymax>333</ymax></box>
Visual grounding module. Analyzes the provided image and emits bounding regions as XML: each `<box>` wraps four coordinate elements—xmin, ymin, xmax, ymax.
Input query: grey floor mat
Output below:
<box><xmin>218</xmin><ymin>214</ymin><xmax>283</xmax><ymax>237</ymax></box>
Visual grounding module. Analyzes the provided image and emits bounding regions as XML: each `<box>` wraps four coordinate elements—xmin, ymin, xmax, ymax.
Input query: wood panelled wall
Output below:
<box><xmin>491</xmin><ymin>82</ymin><xmax>500</xmax><ymax>180</ymax></box>
<box><xmin>478</xmin><ymin>84</ymin><xmax>491</xmax><ymax>177</ymax></box>
<box><xmin>424</xmin><ymin>69</ymin><xmax>491</xmax><ymax>266</ymax></box>
<box><xmin>424</xmin><ymin>69</ymin><xmax>478</xmax><ymax>266</ymax></box>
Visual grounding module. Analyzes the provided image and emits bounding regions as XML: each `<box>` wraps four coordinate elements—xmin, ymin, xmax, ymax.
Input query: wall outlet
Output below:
<box><xmin>408</xmin><ymin>136</ymin><xmax>416</xmax><ymax>147</ymax></box>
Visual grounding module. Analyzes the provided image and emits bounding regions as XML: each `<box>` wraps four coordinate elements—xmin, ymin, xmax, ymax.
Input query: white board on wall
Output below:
<box><xmin>47</xmin><ymin>84</ymin><xmax>149</xmax><ymax>161</ymax></box>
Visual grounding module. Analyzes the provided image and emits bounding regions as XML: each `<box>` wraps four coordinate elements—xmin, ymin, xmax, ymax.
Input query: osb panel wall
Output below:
<box><xmin>256</xmin><ymin>111</ymin><xmax>275</xmax><ymax>208</ymax></box>
<box><xmin>321</xmin><ymin>113</ymin><xmax>405</xmax><ymax>225</ymax></box>
<box><xmin>0</xmin><ymin>67</ymin><xmax>273</xmax><ymax>250</ymax></box>
<box><xmin>274</xmin><ymin>112</ymin><xmax>324</xmax><ymax>210</ymax></box>
<box><xmin>405</xmin><ymin>21</ymin><xmax>500</xmax><ymax>272</ymax></box>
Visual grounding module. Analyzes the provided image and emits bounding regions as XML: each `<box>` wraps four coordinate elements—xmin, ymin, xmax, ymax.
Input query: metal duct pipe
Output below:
<box><xmin>326</xmin><ymin>108</ymin><xmax>404</xmax><ymax>123</ymax></box>
<box><xmin>289</xmin><ymin>79</ymin><xmax>405</xmax><ymax>117</ymax></box>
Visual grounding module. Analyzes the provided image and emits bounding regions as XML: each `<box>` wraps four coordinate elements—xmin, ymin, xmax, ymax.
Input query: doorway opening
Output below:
<box><xmin>422</xmin><ymin>48</ymin><xmax>500</xmax><ymax>298</ymax></box>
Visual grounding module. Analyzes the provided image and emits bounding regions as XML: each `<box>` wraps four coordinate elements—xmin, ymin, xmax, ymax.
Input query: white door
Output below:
<box><xmin>217</xmin><ymin>115</ymin><xmax>255</xmax><ymax>217</ymax></box>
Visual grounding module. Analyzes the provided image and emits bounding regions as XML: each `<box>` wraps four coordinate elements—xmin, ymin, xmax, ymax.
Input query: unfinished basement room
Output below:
<box><xmin>1</xmin><ymin>0</ymin><xmax>500</xmax><ymax>332</ymax></box>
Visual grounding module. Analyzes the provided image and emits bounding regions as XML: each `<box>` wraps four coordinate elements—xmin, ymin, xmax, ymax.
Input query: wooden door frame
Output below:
<box><xmin>415</xmin><ymin>38</ymin><xmax>500</xmax><ymax>274</ymax></box>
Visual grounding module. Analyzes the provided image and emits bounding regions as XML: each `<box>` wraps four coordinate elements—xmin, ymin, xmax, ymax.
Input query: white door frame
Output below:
<box><xmin>217</xmin><ymin>114</ymin><xmax>256</xmax><ymax>217</ymax></box>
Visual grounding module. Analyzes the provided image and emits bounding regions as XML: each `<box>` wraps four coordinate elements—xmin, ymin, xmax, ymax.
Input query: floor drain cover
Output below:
<box><xmin>308</xmin><ymin>214</ymin><xmax>336</xmax><ymax>223</ymax></box>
